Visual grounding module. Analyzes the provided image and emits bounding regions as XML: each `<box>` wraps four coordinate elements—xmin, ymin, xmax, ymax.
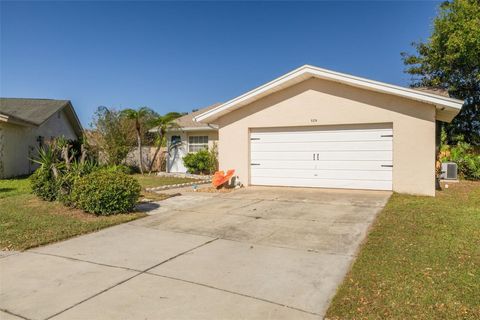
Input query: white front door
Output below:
<box><xmin>250</xmin><ymin>127</ymin><xmax>393</xmax><ymax>190</ymax></box>
<box><xmin>167</xmin><ymin>134</ymin><xmax>188</xmax><ymax>173</ymax></box>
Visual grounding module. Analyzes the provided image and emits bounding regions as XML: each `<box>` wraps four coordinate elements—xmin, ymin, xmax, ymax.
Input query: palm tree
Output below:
<box><xmin>121</xmin><ymin>107</ymin><xmax>154</xmax><ymax>174</ymax></box>
<box><xmin>148</xmin><ymin>112</ymin><xmax>183</xmax><ymax>173</ymax></box>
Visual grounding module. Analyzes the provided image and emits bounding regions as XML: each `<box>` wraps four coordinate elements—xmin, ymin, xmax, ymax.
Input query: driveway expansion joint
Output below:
<box><xmin>1</xmin><ymin>308</ymin><xmax>31</xmax><ymax>320</ymax></box>
<box><xmin>43</xmin><ymin>237</ymin><xmax>219</xmax><ymax>320</ymax></box>
<box><xmin>133</xmin><ymin>224</ymin><xmax>355</xmax><ymax>257</ymax></box>
<box><xmin>144</xmin><ymin>272</ymin><xmax>322</xmax><ymax>317</ymax></box>
<box><xmin>28</xmin><ymin>251</ymin><xmax>142</xmax><ymax>273</ymax></box>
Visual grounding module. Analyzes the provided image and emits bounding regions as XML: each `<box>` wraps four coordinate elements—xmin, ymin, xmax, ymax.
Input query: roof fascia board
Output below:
<box><xmin>64</xmin><ymin>102</ymin><xmax>84</xmax><ymax>137</ymax></box>
<box><xmin>149</xmin><ymin>125</ymin><xmax>219</xmax><ymax>133</ymax></box>
<box><xmin>194</xmin><ymin>65</ymin><xmax>464</xmax><ymax>122</ymax></box>
<box><xmin>308</xmin><ymin>66</ymin><xmax>462</xmax><ymax>108</ymax></box>
<box><xmin>0</xmin><ymin>113</ymin><xmax>37</xmax><ymax>127</ymax></box>
<box><xmin>165</xmin><ymin>126</ymin><xmax>218</xmax><ymax>132</ymax></box>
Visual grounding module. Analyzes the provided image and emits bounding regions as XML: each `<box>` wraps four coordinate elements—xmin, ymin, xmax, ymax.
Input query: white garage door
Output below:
<box><xmin>250</xmin><ymin>127</ymin><xmax>393</xmax><ymax>190</ymax></box>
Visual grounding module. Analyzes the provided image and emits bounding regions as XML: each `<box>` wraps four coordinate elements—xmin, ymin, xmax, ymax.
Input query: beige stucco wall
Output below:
<box><xmin>0</xmin><ymin>109</ymin><xmax>78</xmax><ymax>178</ymax></box>
<box><xmin>214</xmin><ymin>77</ymin><xmax>436</xmax><ymax>196</ymax></box>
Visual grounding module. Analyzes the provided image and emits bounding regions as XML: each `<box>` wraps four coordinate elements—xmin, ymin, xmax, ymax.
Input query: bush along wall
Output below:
<box><xmin>441</xmin><ymin>143</ymin><xmax>480</xmax><ymax>180</ymax></box>
<box><xmin>439</xmin><ymin>131</ymin><xmax>480</xmax><ymax>180</ymax></box>
<box><xmin>182</xmin><ymin>145</ymin><xmax>218</xmax><ymax>174</ymax></box>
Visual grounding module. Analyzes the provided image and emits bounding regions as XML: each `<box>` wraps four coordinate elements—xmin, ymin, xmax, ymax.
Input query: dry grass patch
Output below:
<box><xmin>326</xmin><ymin>181</ymin><xmax>480</xmax><ymax>320</ymax></box>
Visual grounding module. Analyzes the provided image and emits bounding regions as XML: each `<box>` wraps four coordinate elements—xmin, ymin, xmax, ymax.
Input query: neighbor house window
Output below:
<box><xmin>36</xmin><ymin>136</ymin><xmax>44</xmax><ymax>148</ymax></box>
<box><xmin>188</xmin><ymin>136</ymin><xmax>208</xmax><ymax>152</ymax></box>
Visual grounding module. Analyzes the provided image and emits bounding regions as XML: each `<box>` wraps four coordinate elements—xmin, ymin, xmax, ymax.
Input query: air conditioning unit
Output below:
<box><xmin>440</xmin><ymin>162</ymin><xmax>458</xmax><ymax>180</ymax></box>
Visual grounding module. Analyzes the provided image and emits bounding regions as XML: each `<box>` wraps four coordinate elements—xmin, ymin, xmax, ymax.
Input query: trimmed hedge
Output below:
<box><xmin>71</xmin><ymin>171</ymin><xmax>141</xmax><ymax>215</ymax></box>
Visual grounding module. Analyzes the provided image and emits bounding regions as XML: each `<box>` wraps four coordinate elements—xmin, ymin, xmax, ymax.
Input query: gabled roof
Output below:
<box><xmin>0</xmin><ymin>98</ymin><xmax>83</xmax><ymax>136</ymax></box>
<box><xmin>152</xmin><ymin>103</ymin><xmax>221</xmax><ymax>133</ymax></box>
<box><xmin>194</xmin><ymin>65</ymin><xmax>464</xmax><ymax>123</ymax></box>
<box><xmin>173</xmin><ymin>103</ymin><xmax>221</xmax><ymax>130</ymax></box>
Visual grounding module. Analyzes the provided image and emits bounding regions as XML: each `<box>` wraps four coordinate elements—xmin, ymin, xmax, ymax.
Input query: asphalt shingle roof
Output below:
<box><xmin>0</xmin><ymin>98</ymin><xmax>70</xmax><ymax>126</ymax></box>
<box><xmin>413</xmin><ymin>87</ymin><xmax>450</xmax><ymax>98</ymax></box>
<box><xmin>174</xmin><ymin>103</ymin><xmax>222</xmax><ymax>128</ymax></box>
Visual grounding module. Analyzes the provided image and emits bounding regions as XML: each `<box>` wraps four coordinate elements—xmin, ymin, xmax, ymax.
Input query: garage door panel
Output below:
<box><xmin>251</xmin><ymin>150</ymin><xmax>392</xmax><ymax>161</ymax></box>
<box><xmin>250</xmin><ymin>140</ymin><xmax>392</xmax><ymax>152</ymax></box>
<box><xmin>250</xmin><ymin>127</ymin><xmax>393</xmax><ymax>191</ymax></box>
<box><xmin>251</xmin><ymin>168</ymin><xmax>392</xmax><ymax>181</ymax></box>
<box><xmin>250</xmin><ymin>177</ymin><xmax>393</xmax><ymax>191</ymax></box>
<box><xmin>250</xmin><ymin>129</ymin><xmax>392</xmax><ymax>143</ymax></box>
<box><xmin>253</xmin><ymin>160</ymin><xmax>392</xmax><ymax>171</ymax></box>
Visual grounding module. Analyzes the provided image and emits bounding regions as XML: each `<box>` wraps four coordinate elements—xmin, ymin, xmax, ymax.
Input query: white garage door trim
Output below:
<box><xmin>250</xmin><ymin>126</ymin><xmax>393</xmax><ymax>191</ymax></box>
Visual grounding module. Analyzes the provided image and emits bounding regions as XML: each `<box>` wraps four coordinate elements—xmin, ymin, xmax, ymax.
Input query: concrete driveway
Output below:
<box><xmin>0</xmin><ymin>187</ymin><xmax>390</xmax><ymax>320</ymax></box>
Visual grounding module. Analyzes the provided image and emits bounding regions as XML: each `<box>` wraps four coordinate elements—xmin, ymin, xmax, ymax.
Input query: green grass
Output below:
<box><xmin>326</xmin><ymin>181</ymin><xmax>480</xmax><ymax>320</ymax></box>
<box><xmin>133</xmin><ymin>174</ymin><xmax>198</xmax><ymax>189</ymax></box>
<box><xmin>0</xmin><ymin>178</ymin><xmax>145</xmax><ymax>251</ymax></box>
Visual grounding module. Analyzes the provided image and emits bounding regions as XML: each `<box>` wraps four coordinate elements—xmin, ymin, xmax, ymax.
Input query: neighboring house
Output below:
<box><xmin>194</xmin><ymin>65</ymin><xmax>464</xmax><ymax>196</ymax></box>
<box><xmin>164</xmin><ymin>104</ymin><xmax>220</xmax><ymax>173</ymax></box>
<box><xmin>0</xmin><ymin>98</ymin><xmax>83</xmax><ymax>178</ymax></box>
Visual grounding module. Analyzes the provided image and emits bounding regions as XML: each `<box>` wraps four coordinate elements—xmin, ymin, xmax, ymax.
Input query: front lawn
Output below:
<box><xmin>0</xmin><ymin>178</ymin><xmax>145</xmax><ymax>251</ymax></box>
<box><xmin>326</xmin><ymin>181</ymin><xmax>480</xmax><ymax>319</ymax></box>
<box><xmin>133</xmin><ymin>174</ymin><xmax>198</xmax><ymax>189</ymax></box>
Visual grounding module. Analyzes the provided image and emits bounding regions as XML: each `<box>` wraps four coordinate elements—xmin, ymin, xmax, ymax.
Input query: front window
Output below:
<box><xmin>188</xmin><ymin>136</ymin><xmax>208</xmax><ymax>152</ymax></box>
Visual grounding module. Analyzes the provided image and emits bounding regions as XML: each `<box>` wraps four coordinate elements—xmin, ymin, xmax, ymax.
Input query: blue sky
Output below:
<box><xmin>1</xmin><ymin>1</ymin><xmax>440</xmax><ymax>127</ymax></box>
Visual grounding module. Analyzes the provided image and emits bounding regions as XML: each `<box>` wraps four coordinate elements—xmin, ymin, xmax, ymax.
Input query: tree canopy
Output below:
<box><xmin>120</xmin><ymin>107</ymin><xmax>157</xmax><ymax>173</ymax></box>
<box><xmin>90</xmin><ymin>106</ymin><xmax>136</xmax><ymax>165</ymax></box>
<box><xmin>401</xmin><ymin>0</ymin><xmax>480</xmax><ymax>145</ymax></box>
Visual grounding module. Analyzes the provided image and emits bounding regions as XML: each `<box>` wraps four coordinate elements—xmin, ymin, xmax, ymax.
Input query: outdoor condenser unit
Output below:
<box><xmin>440</xmin><ymin>162</ymin><xmax>458</xmax><ymax>180</ymax></box>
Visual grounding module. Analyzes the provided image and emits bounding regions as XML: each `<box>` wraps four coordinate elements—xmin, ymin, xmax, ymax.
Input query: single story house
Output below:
<box><xmin>194</xmin><ymin>65</ymin><xmax>463</xmax><ymax>196</ymax></box>
<box><xmin>165</xmin><ymin>105</ymin><xmax>219</xmax><ymax>173</ymax></box>
<box><xmin>0</xmin><ymin>98</ymin><xmax>83</xmax><ymax>178</ymax></box>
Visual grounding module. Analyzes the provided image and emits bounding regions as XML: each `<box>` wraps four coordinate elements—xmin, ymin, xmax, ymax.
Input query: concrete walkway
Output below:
<box><xmin>0</xmin><ymin>187</ymin><xmax>390</xmax><ymax>320</ymax></box>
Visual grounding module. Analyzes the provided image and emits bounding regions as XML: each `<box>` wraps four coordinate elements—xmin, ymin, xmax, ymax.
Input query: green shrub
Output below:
<box><xmin>71</xmin><ymin>171</ymin><xmax>141</xmax><ymax>215</ymax></box>
<box><xmin>30</xmin><ymin>168</ymin><xmax>59</xmax><ymax>201</ymax></box>
<box><xmin>30</xmin><ymin>146</ymin><xmax>62</xmax><ymax>201</ymax></box>
<box><xmin>441</xmin><ymin>141</ymin><xmax>480</xmax><ymax>180</ymax></box>
<box><xmin>28</xmin><ymin>139</ymin><xmax>144</xmax><ymax>214</ymax></box>
<box><xmin>58</xmin><ymin>160</ymin><xmax>98</xmax><ymax>205</ymax></box>
<box><xmin>183</xmin><ymin>149</ymin><xmax>216</xmax><ymax>174</ymax></box>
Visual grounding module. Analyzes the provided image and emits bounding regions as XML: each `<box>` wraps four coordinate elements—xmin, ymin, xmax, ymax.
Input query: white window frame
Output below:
<box><xmin>188</xmin><ymin>135</ymin><xmax>208</xmax><ymax>153</ymax></box>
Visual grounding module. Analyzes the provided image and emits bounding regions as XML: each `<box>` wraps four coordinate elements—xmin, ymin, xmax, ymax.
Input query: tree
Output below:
<box><xmin>90</xmin><ymin>106</ymin><xmax>135</xmax><ymax>165</ymax></box>
<box><xmin>121</xmin><ymin>107</ymin><xmax>156</xmax><ymax>174</ymax></box>
<box><xmin>401</xmin><ymin>0</ymin><xmax>480</xmax><ymax>145</ymax></box>
<box><xmin>147</xmin><ymin>112</ymin><xmax>184</xmax><ymax>173</ymax></box>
